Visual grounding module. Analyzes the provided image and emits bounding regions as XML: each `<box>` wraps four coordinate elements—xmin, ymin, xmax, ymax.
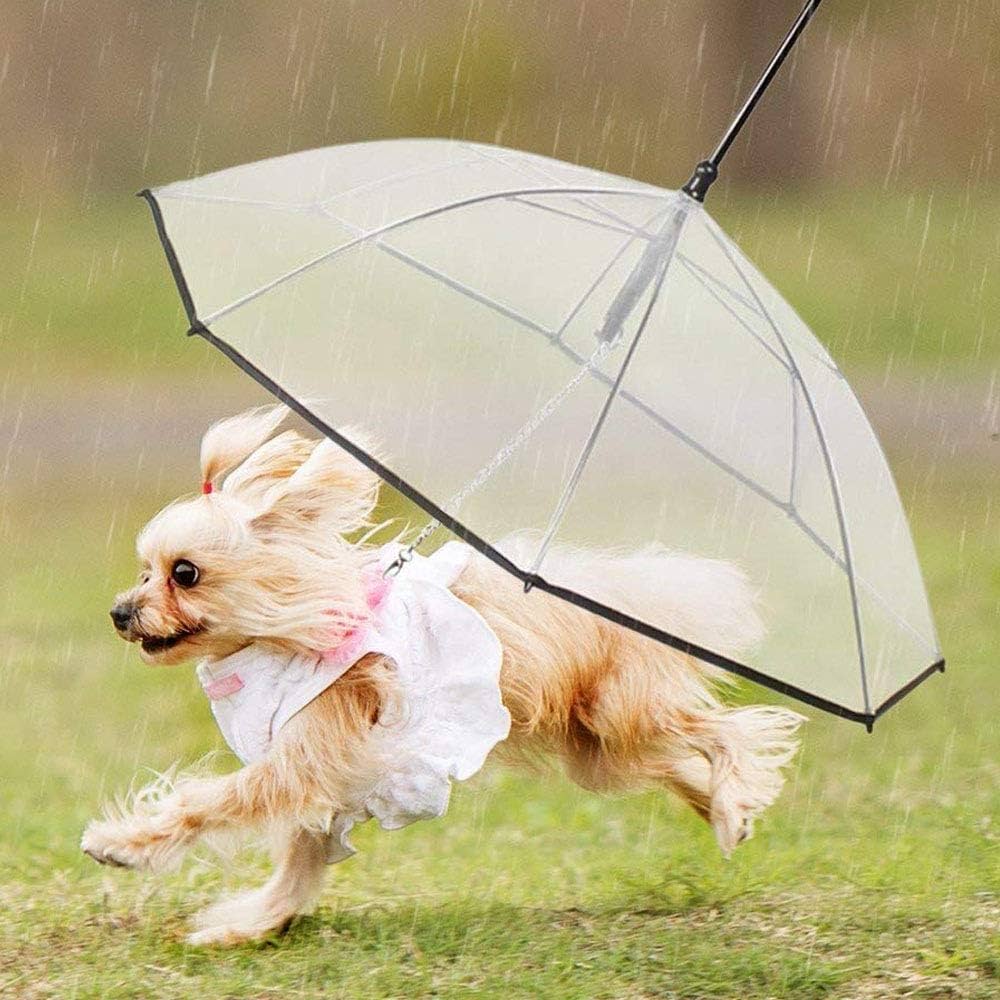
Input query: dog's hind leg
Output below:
<box><xmin>188</xmin><ymin>825</ymin><xmax>329</xmax><ymax>946</ymax></box>
<box><xmin>694</xmin><ymin>705</ymin><xmax>805</xmax><ymax>855</ymax></box>
<box><xmin>563</xmin><ymin>644</ymin><xmax>803</xmax><ymax>856</ymax></box>
<box><xmin>640</xmin><ymin>704</ymin><xmax>805</xmax><ymax>855</ymax></box>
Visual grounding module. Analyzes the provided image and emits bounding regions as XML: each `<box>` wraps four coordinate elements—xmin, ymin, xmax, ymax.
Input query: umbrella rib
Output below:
<box><xmin>790</xmin><ymin>374</ymin><xmax>800</xmax><ymax>505</ymax></box>
<box><xmin>464</xmin><ymin>143</ymin><xmax>660</xmax><ymax>238</ymax></box>
<box><xmin>509</xmin><ymin>196</ymin><xmax>652</xmax><ymax>239</ymax></box>
<box><xmin>527</xmin><ymin>203</ymin><xmax>692</xmax><ymax>576</ymax></box>
<box><xmin>316</xmin><ymin>202</ymin><xmax>559</xmax><ymax>338</ymax></box>
<box><xmin>787</xmin><ymin>509</ymin><xmax>933</xmax><ymax>653</ymax></box>
<box><xmin>375</xmin><ymin>241</ymin><xmax>555</xmax><ymax>337</ymax></box>
<box><xmin>704</xmin><ymin>224</ymin><xmax>873</xmax><ymax>716</ymax></box>
<box><xmin>676</xmin><ymin>255</ymin><xmax>792</xmax><ymax>372</ymax></box>
<box><xmin>676</xmin><ymin>250</ymin><xmax>839</xmax><ymax>376</ymax></box>
<box><xmin>568</xmin><ymin>197</ymin><xmax>656</xmax><ymax>234</ymax></box>
<box><xmin>552</xmin><ymin>339</ymin><xmax>793</xmax><ymax>513</ymax></box>
<box><xmin>676</xmin><ymin>252</ymin><xmax>764</xmax><ymax>317</ymax></box>
<box><xmin>198</xmin><ymin>185</ymin><xmax>666</xmax><ymax>327</ymax></box>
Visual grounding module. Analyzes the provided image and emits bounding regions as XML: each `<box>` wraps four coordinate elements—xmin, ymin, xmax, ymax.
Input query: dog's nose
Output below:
<box><xmin>110</xmin><ymin>603</ymin><xmax>135</xmax><ymax>631</ymax></box>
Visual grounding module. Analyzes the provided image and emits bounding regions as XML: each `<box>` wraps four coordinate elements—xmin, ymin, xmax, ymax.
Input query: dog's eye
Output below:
<box><xmin>170</xmin><ymin>560</ymin><xmax>200</xmax><ymax>588</ymax></box>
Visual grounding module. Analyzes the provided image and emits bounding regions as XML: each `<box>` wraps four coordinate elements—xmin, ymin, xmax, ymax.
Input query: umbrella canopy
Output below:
<box><xmin>141</xmin><ymin>138</ymin><xmax>942</xmax><ymax>728</ymax></box>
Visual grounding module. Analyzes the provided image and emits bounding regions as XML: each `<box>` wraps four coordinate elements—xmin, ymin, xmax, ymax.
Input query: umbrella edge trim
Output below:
<box><xmin>138</xmin><ymin>189</ymin><xmax>201</xmax><ymax>330</ymax></box>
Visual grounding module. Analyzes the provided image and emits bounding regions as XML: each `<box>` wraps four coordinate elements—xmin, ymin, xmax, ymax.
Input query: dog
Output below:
<box><xmin>82</xmin><ymin>405</ymin><xmax>804</xmax><ymax>945</ymax></box>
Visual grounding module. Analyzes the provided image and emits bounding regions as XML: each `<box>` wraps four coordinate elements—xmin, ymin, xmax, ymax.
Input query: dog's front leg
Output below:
<box><xmin>187</xmin><ymin>824</ymin><xmax>330</xmax><ymax>946</ymax></box>
<box><xmin>81</xmin><ymin>756</ymin><xmax>311</xmax><ymax>873</ymax></box>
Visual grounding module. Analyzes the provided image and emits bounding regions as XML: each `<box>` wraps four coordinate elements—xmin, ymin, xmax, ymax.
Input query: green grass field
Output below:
<box><xmin>1</xmin><ymin>188</ymin><xmax>997</xmax><ymax>997</ymax></box>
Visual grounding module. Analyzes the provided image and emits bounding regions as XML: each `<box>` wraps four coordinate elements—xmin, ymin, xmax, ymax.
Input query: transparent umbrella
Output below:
<box><xmin>140</xmin><ymin>0</ymin><xmax>942</xmax><ymax>729</ymax></box>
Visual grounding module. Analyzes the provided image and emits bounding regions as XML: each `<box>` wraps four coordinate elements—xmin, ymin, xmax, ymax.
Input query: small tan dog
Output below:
<box><xmin>82</xmin><ymin>405</ymin><xmax>803</xmax><ymax>945</ymax></box>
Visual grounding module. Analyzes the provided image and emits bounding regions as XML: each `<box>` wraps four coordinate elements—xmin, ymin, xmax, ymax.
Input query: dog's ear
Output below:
<box><xmin>200</xmin><ymin>405</ymin><xmax>288</xmax><ymax>492</ymax></box>
<box><xmin>251</xmin><ymin>430</ymin><xmax>380</xmax><ymax>535</ymax></box>
<box><xmin>222</xmin><ymin>430</ymin><xmax>316</xmax><ymax>505</ymax></box>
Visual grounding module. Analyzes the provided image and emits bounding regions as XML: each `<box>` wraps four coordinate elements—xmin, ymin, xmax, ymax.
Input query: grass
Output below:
<box><xmin>0</xmin><ymin>456</ymin><xmax>997</xmax><ymax>997</ymax></box>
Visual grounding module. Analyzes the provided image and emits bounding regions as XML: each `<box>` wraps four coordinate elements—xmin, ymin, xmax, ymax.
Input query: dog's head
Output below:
<box><xmin>111</xmin><ymin>405</ymin><xmax>381</xmax><ymax>665</ymax></box>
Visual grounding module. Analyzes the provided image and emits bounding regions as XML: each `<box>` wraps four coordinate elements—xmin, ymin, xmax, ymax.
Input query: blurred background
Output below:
<box><xmin>1</xmin><ymin>1</ymin><xmax>997</xmax><ymax>996</ymax></box>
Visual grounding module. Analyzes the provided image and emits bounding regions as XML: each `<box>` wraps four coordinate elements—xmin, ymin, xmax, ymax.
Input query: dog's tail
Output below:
<box><xmin>695</xmin><ymin>704</ymin><xmax>805</xmax><ymax>856</ymax></box>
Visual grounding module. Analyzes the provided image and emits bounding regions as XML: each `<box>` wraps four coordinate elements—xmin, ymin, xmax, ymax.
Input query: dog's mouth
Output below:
<box><xmin>140</xmin><ymin>627</ymin><xmax>204</xmax><ymax>654</ymax></box>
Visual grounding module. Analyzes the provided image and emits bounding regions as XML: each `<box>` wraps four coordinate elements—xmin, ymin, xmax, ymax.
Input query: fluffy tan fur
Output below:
<box><xmin>84</xmin><ymin>406</ymin><xmax>804</xmax><ymax>946</ymax></box>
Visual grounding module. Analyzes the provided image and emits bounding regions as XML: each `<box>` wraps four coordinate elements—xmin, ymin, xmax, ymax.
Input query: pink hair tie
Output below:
<box><xmin>202</xmin><ymin>481</ymin><xmax>213</xmax><ymax>495</ymax></box>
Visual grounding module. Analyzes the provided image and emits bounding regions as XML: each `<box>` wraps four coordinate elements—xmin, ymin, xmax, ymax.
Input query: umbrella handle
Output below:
<box><xmin>682</xmin><ymin>0</ymin><xmax>825</xmax><ymax>202</ymax></box>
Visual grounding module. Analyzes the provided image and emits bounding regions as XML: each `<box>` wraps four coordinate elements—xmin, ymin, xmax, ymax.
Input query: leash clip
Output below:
<box><xmin>383</xmin><ymin>547</ymin><xmax>414</xmax><ymax>579</ymax></box>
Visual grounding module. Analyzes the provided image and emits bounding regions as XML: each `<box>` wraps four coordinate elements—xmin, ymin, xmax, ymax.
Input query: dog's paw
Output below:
<box><xmin>80</xmin><ymin>817</ymin><xmax>178</xmax><ymax>872</ymax></box>
<box><xmin>186</xmin><ymin>918</ymin><xmax>294</xmax><ymax>948</ymax></box>
<box><xmin>81</xmin><ymin>818</ymin><xmax>147</xmax><ymax>870</ymax></box>
<box><xmin>186</xmin><ymin>891</ymin><xmax>297</xmax><ymax>947</ymax></box>
<box><xmin>711</xmin><ymin>805</ymin><xmax>755</xmax><ymax>858</ymax></box>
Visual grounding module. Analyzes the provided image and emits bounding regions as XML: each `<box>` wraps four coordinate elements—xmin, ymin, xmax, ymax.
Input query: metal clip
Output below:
<box><xmin>382</xmin><ymin>546</ymin><xmax>414</xmax><ymax>579</ymax></box>
<box><xmin>383</xmin><ymin>518</ymin><xmax>442</xmax><ymax>578</ymax></box>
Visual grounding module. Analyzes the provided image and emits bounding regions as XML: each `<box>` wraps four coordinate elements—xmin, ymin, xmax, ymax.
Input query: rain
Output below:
<box><xmin>1</xmin><ymin>0</ymin><xmax>997</xmax><ymax>995</ymax></box>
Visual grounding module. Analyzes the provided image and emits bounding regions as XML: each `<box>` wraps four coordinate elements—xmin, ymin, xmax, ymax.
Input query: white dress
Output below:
<box><xmin>195</xmin><ymin>541</ymin><xmax>510</xmax><ymax>862</ymax></box>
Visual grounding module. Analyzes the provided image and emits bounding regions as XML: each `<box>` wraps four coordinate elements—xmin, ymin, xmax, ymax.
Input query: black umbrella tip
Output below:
<box><xmin>681</xmin><ymin>161</ymin><xmax>718</xmax><ymax>203</ymax></box>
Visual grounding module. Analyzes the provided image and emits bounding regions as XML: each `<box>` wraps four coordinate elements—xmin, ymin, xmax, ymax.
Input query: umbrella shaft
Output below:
<box><xmin>683</xmin><ymin>0</ymin><xmax>825</xmax><ymax>202</ymax></box>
